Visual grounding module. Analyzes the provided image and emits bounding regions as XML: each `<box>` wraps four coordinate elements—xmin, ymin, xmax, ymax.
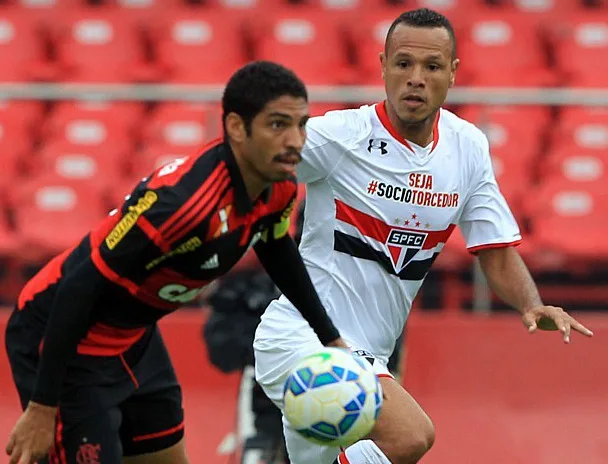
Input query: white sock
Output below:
<box><xmin>338</xmin><ymin>439</ymin><xmax>391</xmax><ymax>464</ymax></box>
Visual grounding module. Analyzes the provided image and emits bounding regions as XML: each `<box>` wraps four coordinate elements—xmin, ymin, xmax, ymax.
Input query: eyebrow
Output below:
<box><xmin>394</xmin><ymin>52</ymin><xmax>446</xmax><ymax>61</ymax></box>
<box><xmin>268</xmin><ymin>112</ymin><xmax>293</xmax><ymax>119</ymax></box>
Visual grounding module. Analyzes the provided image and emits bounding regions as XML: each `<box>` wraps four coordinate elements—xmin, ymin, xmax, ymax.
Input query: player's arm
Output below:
<box><xmin>459</xmin><ymin>134</ymin><xmax>592</xmax><ymax>343</ymax></box>
<box><xmin>253</xmin><ymin>196</ymin><xmax>343</xmax><ymax>347</ymax></box>
<box><xmin>30</xmin><ymin>187</ymin><xmax>176</xmax><ymax>408</ymax></box>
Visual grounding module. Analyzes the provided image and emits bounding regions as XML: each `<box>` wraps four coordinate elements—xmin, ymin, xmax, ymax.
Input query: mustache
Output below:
<box><xmin>273</xmin><ymin>150</ymin><xmax>302</xmax><ymax>162</ymax></box>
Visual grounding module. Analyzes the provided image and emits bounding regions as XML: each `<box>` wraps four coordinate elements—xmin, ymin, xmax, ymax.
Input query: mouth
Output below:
<box><xmin>402</xmin><ymin>94</ymin><xmax>426</xmax><ymax>108</ymax></box>
<box><xmin>273</xmin><ymin>153</ymin><xmax>301</xmax><ymax>173</ymax></box>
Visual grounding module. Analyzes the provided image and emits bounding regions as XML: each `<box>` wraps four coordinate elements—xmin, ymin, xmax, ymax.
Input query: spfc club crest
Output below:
<box><xmin>385</xmin><ymin>229</ymin><xmax>428</xmax><ymax>273</ymax></box>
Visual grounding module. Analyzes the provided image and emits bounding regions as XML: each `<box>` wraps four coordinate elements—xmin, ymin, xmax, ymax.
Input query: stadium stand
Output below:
<box><xmin>0</xmin><ymin>0</ymin><xmax>605</xmax><ymax>310</ymax></box>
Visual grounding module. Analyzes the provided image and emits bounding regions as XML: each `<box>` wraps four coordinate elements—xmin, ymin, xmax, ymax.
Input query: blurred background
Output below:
<box><xmin>0</xmin><ymin>0</ymin><xmax>606</xmax><ymax>462</ymax></box>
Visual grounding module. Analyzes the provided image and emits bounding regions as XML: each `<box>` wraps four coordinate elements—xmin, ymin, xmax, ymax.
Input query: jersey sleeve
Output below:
<box><xmin>90</xmin><ymin>184</ymin><xmax>184</xmax><ymax>278</ymax></box>
<box><xmin>297</xmin><ymin>112</ymin><xmax>349</xmax><ymax>183</ymax></box>
<box><xmin>458</xmin><ymin>133</ymin><xmax>522</xmax><ymax>254</ymax></box>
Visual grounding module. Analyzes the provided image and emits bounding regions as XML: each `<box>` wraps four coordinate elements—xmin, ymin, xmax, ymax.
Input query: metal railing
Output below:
<box><xmin>0</xmin><ymin>83</ymin><xmax>607</xmax><ymax>106</ymax></box>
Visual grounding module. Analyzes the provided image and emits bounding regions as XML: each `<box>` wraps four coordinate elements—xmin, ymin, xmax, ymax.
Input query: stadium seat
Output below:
<box><xmin>150</xmin><ymin>8</ymin><xmax>248</xmax><ymax>84</ymax></box>
<box><xmin>141</xmin><ymin>102</ymin><xmax>222</xmax><ymax>148</ymax></box>
<box><xmin>11</xmin><ymin>175</ymin><xmax>109</xmax><ymax>260</ymax></box>
<box><xmin>0</xmin><ymin>8</ymin><xmax>57</xmax><ymax>81</ymax></box>
<box><xmin>550</xmin><ymin>14</ymin><xmax>608</xmax><ymax>87</ymax></box>
<box><xmin>51</xmin><ymin>7</ymin><xmax>158</xmax><ymax>83</ymax></box>
<box><xmin>544</xmin><ymin>146</ymin><xmax>607</xmax><ymax>187</ymax></box>
<box><xmin>0</xmin><ymin>101</ymin><xmax>46</xmax><ymax>135</ymax></box>
<box><xmin>551</xmin><ymin>108</ymin><xmax>608</xmax><ymax>151</ymax></box>
<box><xmin>457</xmin><ymin>11</ymin><xmax>556</xmax><ymax>86</ymax></box>
<box><xmin>249</xmin><ymin>9</ymin><xmax>354</xmax><ymax>85</ymax></box>
<box><xmin>528</xmin><ymin>181</ymin><xmax>608</xmax><ymax>260</ymax></box>
<box><xmin>43</xmin><ymin>101</ymin><xmax>145</xmax><ymax>146</ymax></box>
<box><xmin>35</xmin><ymin>140</ymin><xmax>131</xmax><ymax>184</ymax></box>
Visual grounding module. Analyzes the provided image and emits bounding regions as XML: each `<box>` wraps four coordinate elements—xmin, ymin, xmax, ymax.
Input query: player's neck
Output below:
<box><xmin>386</xmin><ymin>103</ymin><xmax>436</xmax><ymax>147</ymax></box>
<box><xmin>229</xmin><ymin>141</ymin><xmax>268</xmax><ymax>201</ymax></box>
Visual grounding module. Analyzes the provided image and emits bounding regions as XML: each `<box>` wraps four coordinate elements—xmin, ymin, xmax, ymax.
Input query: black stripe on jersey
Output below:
<box><xmin>334</xmin><ymin>231</ymin><xmax>438</xmax><ymax>281</ymax></box>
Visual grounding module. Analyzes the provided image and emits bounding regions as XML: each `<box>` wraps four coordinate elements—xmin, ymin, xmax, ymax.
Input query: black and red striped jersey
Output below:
<box><xmin>16</xmin><ymin>138</ymin><xmax>339</xmax><ymax>407</ymax></box>
<box><xmin>17</xmin><ymin>139</ymin><xmax>298</xmax><ymax>353</ymax></box>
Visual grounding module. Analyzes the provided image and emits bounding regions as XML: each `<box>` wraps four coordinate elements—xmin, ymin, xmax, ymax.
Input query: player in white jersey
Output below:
<box><xmin>254</xmin><ymin>8</ymin><xmax>594</xmax><ymax>464</ymax></box>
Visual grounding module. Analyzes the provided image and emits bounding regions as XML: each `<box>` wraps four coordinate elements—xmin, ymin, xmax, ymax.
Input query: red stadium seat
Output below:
<box><xmin>457</xmin><ymin>12</ymin><xmax>555</xmax><ymax>86</ymax></box>
<box><xmin>457</xmin><ymin>106</ymin><xmax>549</xmax><ymax>157</ymax></box>
<box><xmin>52</xmin><ymin>7</ymin><xmax>158</xmax><ymax>83</ymax></box>
<box><xmin>250</xmin><ymin>9</ymin><xmax>354</xmax><ymax>85</ymax></box>
<box><xmin>12</xmin><ymin>175</ymin><xmax>109</xmax><ymax>260</ymax></box>
<box><xmin>150</xmin><ymin>8</ymin><xmax>248</xmax><ymax>84</ymax></box>
<box><xmin>0</xmin><ymin>8</ymin><xmax>57</xmax><ymax>82</ymax></box>
<box><xmin>528</xmin><ymin>182</ymin><xmax>608</xmax><ymax>260</ymax></box>
<box><xmin>35</xmin><ymin>140</ymin><xmax>131</xmax><ymax>183</ymax></box>
<box><xmin>142</xmin><ymin>103</ymin><xmax>222</xmax><ymax>147</ymax></box>
<box><xmin>544</xmin><ymin>146</ymin><xmax>607</xmax><ymax>186</ymax></box>
<box><xmin>43</xmin><ymin>101</ymin><xmax>145</xmax><ymax>145</ymax></box>
<box><xmin>0</xmin><ymin>101</ymin><xmax>45</xmax><ymax>135</ymax></box>
<box><xmin>550</xmin><ymin>14</ymin><xmax>608</xmax><ymax>87</ymax></box>
<box><xmin>551</xmin><ymin>108</ymin><xmax>608</xmax><ymax>151</ymax></box>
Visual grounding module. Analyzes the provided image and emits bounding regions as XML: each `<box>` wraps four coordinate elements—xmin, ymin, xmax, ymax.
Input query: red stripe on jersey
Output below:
<box><xmin>90</xmin><ymin>212</ymin><xmax>122</xmax><ymax>248</ymax></box>
<box><xmin>146</xmin><ymin>139</ymin><xmax>222</xmax><ymax>190</ymax></box>
<box><xmin>90</xmin><ymin>247</ymin><xmax>140</xmax><ymax>295</ymax></box>
<box><xmin>168</xmin><ymin>175</ymin><xmax>231</xmax><ymax>244</ymax></box>
<box><xmin>17</xmin><ymin>246</ymin><xmax>75</xmax><ymax>310</ymax></box>
<box><xmin>375</xmin><ymin>101</ymin><xmax>440</xmax><ymax>153</ymax></box>
<box><xmin>468</xmin><ymin>239</ymin><xmax>521</xmax><ymax>254</ymax></box>
<box><xmin>77</xmin><ymin>323</ymin><xmax>146</xmax><ymax>356</ymax></box>
<box><xmin>138</xmin><ymin>215</ymin><xmax>171</xmax><ymax>254</ymax></box>
<box><xmin>159</xmin><ymin>162</ymin><xmax>229</xmax><ymax>240</ymax></box>
<box><xmin>335</xmin><ymin>200</ymin><xmax>455</xmax><ymax>249</ymax></box>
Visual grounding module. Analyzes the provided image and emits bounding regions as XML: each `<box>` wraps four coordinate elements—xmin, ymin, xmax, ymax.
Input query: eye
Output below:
<box><xmin>428</xmin><ymin>64</ymin><xmax>440</xmax><ymax>71</ymax></box>
<box><xmin>271</xmin><ymin>120</ymin><xmax>286</xmax><ymax>129</ymax></box>
<box><xmin>397</xmin><ymin>61</ymin><xmax>409</xmax><ymax>69</ymax></box>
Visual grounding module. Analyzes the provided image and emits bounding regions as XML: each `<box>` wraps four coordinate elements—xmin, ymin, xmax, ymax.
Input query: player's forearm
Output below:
<box><xmin>477</xmin><ymin>246</ymin><xmax>543</xmax><ymax>314</ymax></box>
<box><xmin>254</xmin><ymin>235</ymin><xmax>340</xmax><ymax>345</ymax></box>
<box><xmin>32</xmin><ymin>257</ymin><xmax>105</xmax><ymax>406</ymax></box>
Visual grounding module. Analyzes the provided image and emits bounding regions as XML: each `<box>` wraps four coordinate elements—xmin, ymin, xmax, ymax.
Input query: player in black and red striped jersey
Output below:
<box><xmin>5</xmin><ymin>61</ymin><xmax>346</xmax><ymax>464</ymax></box>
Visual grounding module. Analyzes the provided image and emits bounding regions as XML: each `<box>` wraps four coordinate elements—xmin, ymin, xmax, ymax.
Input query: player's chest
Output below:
<box><xmin>332</xmin><ymin>148</ymin><xmax>468</xmax><ymax>228</ymax></box>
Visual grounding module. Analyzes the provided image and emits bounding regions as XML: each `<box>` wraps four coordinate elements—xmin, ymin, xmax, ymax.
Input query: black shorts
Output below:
<box><xmin>5</xmin><ymin>309</ymin><xmax>184</xmax><ymax>463</ymax></box>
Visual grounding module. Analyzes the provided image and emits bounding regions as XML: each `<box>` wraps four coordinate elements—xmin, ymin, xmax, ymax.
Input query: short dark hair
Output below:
<box><xmin>222</xmin><ymin>61</ymin><xmax>308</xmax><ymax>136</ymax></box>
<box><xmin>385</xmin><ymin>8</ymin><xmax>457</xmax><ymax>58</ymax></box>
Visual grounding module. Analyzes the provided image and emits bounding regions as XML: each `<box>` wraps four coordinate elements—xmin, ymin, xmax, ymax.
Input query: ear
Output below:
<box><xmin>225</xmin><ymin>112</ymin><xmax>246</xmax><ymax>143</ymax></box>
<box><xmin>379</xmin><ymin>51</ymin><xmax>386</xmax><ymax>81</ymax></box>
<box><xmin>449</xmin><ymin>58</ymin><xmax>460</xmax><ymax>88</ymax></box>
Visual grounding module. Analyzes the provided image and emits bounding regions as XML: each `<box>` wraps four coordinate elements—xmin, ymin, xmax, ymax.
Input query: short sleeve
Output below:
<box><xmin>297</xmin><ymin>113</ymin><xmax>347</xmax><ymax>183</ymax></box>
<box><xmin>458</xmin><ymin>134</ymin><xmax>522</xmax><ymax>254</ymax></box>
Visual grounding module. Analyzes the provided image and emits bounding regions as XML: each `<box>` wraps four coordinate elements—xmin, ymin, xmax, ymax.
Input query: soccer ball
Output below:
<box><xmin>283</xmin><ymin>347</ymin><xmax>383</xmax><ymax>448</ymax></box>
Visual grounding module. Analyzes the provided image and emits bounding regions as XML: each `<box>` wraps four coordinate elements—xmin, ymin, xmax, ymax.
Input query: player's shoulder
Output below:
<box><xmin>439</xmin><ymin>108</ymin><xmax>490</xmax><ymax>153</ymax></box>
<box><xmin>268</xmin><ymin>175</ymin><xmax>298</xmax><ymax>211</ymax></box>
<box><xmin>306</xmin><ymin>104</ymin><xmax>375</xmax><ymax>146</ymax></box>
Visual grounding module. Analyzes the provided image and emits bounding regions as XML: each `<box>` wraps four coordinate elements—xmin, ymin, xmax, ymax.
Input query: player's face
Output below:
<box><xmin>380</xmin><ymin>24</ymin><xmax>458</xmax><ymax>125</ymax></box>
<box><xmin>246</xmin><ymin>96</ymin><xmax>309</xmax><ymax>182</ymax></box>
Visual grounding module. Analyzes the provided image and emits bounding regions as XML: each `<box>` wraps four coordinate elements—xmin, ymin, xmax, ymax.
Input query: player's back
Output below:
<box><xmin>15</xmin><ymin>138</ymin><xmax>298</xmax><ymax>356</ymax></box>
<box><xmin>257</xmin><ymin>103</ymin><xmax>519</xmax><ymax>363</ymax></box>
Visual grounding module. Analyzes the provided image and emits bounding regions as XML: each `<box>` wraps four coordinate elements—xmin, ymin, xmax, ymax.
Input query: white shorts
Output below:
<box><xmin>253</xmin><ymin>310</ymin><xmax>393</xmax><ymax>464</ymax></box>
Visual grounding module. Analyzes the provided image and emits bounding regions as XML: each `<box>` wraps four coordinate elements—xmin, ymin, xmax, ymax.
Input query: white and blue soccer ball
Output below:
<box><xmin>283</xmin><ymin>347</ymin><xmax>383</xmax><ymax>448</ymax></box>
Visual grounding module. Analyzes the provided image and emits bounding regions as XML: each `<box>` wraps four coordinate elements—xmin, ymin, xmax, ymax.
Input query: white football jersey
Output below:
<box><xmin>258</xmin><ymin>102</ymin><xmax>521</xmax><ymax>364</ymax></box>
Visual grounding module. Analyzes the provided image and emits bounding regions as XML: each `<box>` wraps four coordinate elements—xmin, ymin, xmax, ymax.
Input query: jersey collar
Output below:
<box><xmin>375</xmin><ymin>101</ymin><xmax>440</xmax><ymax>153</ymax></box>
<box><xmin>222</xmin><ymin>140</ymin><xmax>272</xmax><ymax>216</ymax></box>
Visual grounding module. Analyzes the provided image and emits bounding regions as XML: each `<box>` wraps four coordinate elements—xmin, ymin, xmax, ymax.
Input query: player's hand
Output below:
<box><xmin>521</xmin><ymin>305</ymin><xmax>594</xmax><ymax>343</ymax></box>
<box><xmin>6</xmin><ymin>401</ymin><xmax>57</xmax><ymax>464</ymax></box>
<box><xmin>326</xmin><ymin>337</ymin><xmax>350</xmax><ymax>349</ymax></box>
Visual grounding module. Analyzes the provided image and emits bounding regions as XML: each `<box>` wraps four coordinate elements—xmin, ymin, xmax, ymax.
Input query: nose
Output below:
<box><xmin>407</xmin><ymin>64</ymin><xmax>425</xmax><ymax>88</ymax></box>
<box><xmin>285</xmin><ymin>126</ymin><xmax>306</xmax><ymax>152</ymax></box>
